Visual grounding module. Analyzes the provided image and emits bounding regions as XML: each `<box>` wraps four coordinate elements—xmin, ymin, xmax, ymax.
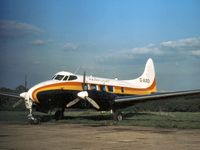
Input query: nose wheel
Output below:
<box><xmin>27</xmin><ymin>108</ymin><xmax>40</xmax><ymax>124</ymax></box>
<box><xmin>27</xmin><ymin>114</ymin><xmax>40</xmax><ymax>124</ymax></box>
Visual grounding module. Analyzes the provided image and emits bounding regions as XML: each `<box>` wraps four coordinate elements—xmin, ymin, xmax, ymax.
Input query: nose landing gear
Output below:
<box><xmin>27</xmin><ymin>109</ymin><xmax>40</xmax><ymax>124</ymax></box>
<box><xmin>27</xmin><ymin>114</ymin><xmax>40</xmax><ymax>124</ymax></box>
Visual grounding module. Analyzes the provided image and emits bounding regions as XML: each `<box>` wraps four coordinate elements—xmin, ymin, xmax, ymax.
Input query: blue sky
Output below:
<box><xmin>0</xmin><ymin>0</ymin><xmax>200</xmax><ymax>91</ymax></box>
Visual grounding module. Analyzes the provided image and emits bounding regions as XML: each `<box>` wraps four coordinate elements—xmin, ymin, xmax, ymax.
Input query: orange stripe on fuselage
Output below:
<box><xmin>32</xmin><ymin>82</ymin><xmax>82</xmax><ymax>102</ymax></box>
<box><xmin>123</xmin><ymin>79</ymin><xmax>156</xmax><ymax>95</ymax></box>
<box><xmin>32</xmin><ymin>79</ymin><xmax>156</xmax><ymax>103</ymax></box>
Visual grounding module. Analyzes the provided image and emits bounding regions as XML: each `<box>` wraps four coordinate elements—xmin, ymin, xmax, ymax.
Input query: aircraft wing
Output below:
<box><xmin>114</xmin><ymin>90</ymin><xmax>200</xmax><ymax>109</ymax></box>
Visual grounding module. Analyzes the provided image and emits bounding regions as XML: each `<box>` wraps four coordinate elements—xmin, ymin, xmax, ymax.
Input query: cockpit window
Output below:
<box><xmin>68</xmin><ymin>75</ymin><xmax>77</xmax><ymax>81</ymax></box>
<box><xmin>54</xmin><ymin>75</ymin><xmax>64</xmax><ymax>80</ymax></box>
<box><xmin>63</xmin><ymin>76</ymin><xmax>69</xmax><ymax>81</ymax></box>
<box><xmin>62</xmin><ymin>75</ymin><xmax>77</xmax><ymax>81</ymax></box>
<box><xmin>52</xmin><ymin>75</ymin><xmax>56</xmax><ymax>79</ymax></box>
<box><xmin>53</xmin><ymin>75</ymin><xmax>77</xmax><ymax>81</ymax></box>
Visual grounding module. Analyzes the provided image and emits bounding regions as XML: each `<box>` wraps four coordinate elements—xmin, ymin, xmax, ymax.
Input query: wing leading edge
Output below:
<box><xmin>115</xmin><ymin>90</ymin><xmax>200</xmax><ymax>104</ymax></box>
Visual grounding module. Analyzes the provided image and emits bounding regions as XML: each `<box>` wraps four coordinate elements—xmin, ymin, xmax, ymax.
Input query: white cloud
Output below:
<box><xmin>130</xmin><ymin>46</ymin><xmax>163</xmax><ymax>55</ymax></box>
<box><xmin>63</xmin><ymin>42</ymin><xmax>78</xmax><ymax>50</ymax></box>
<box><xmin>191</xmin><ymin>50</ymin><xmax>200</xmax><ymax>56</ymax></box>
<box><xmin>98</xmin><ymin>37</ymin><xmax>200</xmax><ymax>64</ymax></box>
<box><xmin>98</xmin><ymin>43</ymin><xmax>163</xmax><ymax>63</ymax></box>
<box><xmin>33</xmin><ymin>60</ymin><xmax>41</xmax><ymax>64</ymax></box>
<box><xmin>31</xmin><ymin>40</ymin><xmax>46</xmax><ymax>45</ymax></box>
<box><xmin>160</xmin><ymin>37</ymin><xmax>200</xmax><ymax>56</ymax></box>
<box><xmin>0</xmin><ymin>20</ymin><xmax>43</xmax><ymax>38</ymax></box>
<box><xmin>161</xmin><ymin>37</ymin><xmax>200</xmax><ymax>48</ymax></box>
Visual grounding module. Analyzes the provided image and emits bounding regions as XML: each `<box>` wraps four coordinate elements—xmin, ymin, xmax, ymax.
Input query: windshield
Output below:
<box><xmin>63</xmin><ymin>76</ymin><xmax>69</xmax><ymax>81</ymax></box>
<box><xmin>52</xmin><ymin>75</ymin><xmax>56</xmax><ymax>79</ymax></box>
<box><xmin>68</xmin><ymin>75</ymin><xmax>77</xmax><ymax>81</ymax></box>
<box><xmin>53</xmin><ymin>75</ymin><xmax>77</xmax><ymax>81</ymax></box>
<box><xmin>63</xmin><ymin>75</ymin><xmax>78</xmax><ymax>81</ymax></box>
<box><xmin>54</xmin><ymin>75</ymin><xmax>64</xmax><ymax>80</ymax></box>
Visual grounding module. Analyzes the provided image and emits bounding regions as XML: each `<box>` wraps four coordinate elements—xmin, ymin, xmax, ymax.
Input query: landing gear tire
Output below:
<box><xmin>27</xmin><ymin>115</ymin><xmax>40</xmax><ymax>124</ymax></box>
<box><xmin>113</xmin><ymin>111</ymin><xmax>123</xmax><ymax>121</ymax></box>
<box><xmin>55</xmin><ymin>110</ymin><xmax>64</xmax><ymax>121</ymax></box>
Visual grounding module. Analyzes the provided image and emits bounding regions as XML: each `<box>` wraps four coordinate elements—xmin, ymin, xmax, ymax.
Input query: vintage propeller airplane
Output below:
<box><xmin>1</xmin><ymin>58</ymin><xmax>200</xmax><ymax>123</ymax></box>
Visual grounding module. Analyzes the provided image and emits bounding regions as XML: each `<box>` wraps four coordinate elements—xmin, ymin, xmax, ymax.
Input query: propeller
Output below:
<box><xmin>12</xmin><ymin>74</ymin><xmax>29</xmax><ymax>108</ymax></box>
<box><xmin>0</xmin><ymin>75</ymin><xmax>34</xmax><ymax>120</ymax></box>
<box><xmin>12</xmin><ymin>92</ymin><xmax>30</xmax><ymax>108</ymax></box>
<box><xmin>66</xmin><ymin>72</ymin><xmax>100</xmax><ymax>109</ymax></box>
<box><xmin>25</xmin><ymin>74</ymin><xmax>27</xmax><ymax>91</ymax></box>
<box><xmin>78</xmin><ymin>91</ymin><xmax>100</xmax><ymax>109</ymax></box>
<box><xmin>66</xmin><ymin>98</ymin><xmax>80</xmax><ymax>108</ymax></box>
<box><xmin>12</xmin><ymin>99</ymin><xmax>23</xmax><ymax>108</ymax></box>
<box><xmin>83</xmin><ymin>71</ymin><xmax>86</xmax><ymax>90</ymax></box>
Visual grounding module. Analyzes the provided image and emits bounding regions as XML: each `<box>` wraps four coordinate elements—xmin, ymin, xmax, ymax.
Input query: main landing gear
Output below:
<box><xmin>112</xmin><ymin>110</ymin><xmax>123</xmax><ymax>121</ymax></box>
<box><xmin>54</xmin><ymin>108</ymin><xmax>65</xmax><ymax>121</ymax></box>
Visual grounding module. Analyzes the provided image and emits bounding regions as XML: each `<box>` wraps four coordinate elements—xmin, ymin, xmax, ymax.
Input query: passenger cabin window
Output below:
<box><xmin>121</xmin><ymin>87</ymin><xmax>125</xmax><ymax>93</ymax></box>
<box><xmin>100</xmin><ymin>85</ymin><xmax>106</xmax><ymax>92</ymax></box>
<box><xmin>90</xmin><ymin>84</ymin><xmax>97</xmax><ymax>90</ymax></box>
<box><xmin>82</xmin><ymin>83</ymin><xmax>89</xmax><ymax>90</ymax></box>
<box><xmin>54</xmin><ymin>75</ymin><xmax>64</xmax><ymax>80</ymax></box>
<box><xmin>108</xmin><ymin>86</ymin><xmax>114</xmax><ymax>92</ymax></box>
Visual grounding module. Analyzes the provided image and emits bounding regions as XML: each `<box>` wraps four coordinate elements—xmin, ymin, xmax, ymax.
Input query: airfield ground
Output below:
<box><xmin>0</xmin><ymin>111</ymin><xmax>200</xmax><ymax>150</ymax></box>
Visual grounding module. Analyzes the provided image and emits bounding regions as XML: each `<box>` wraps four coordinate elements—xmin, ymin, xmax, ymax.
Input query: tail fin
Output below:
<box><xmin>125</xmin><ymin>58</ymin><xmax>157</xmax><ymax>93</ymax></box>
<box><xmin>140</xmin><ymin>58</ymin><xmax>156</xmax><ymax>85</ymax></box>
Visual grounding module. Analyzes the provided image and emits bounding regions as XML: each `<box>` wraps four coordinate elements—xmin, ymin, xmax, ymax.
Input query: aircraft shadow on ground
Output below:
<box><xmin>34</xmin><ymin>114</ymin><xmax>112</xmax><ymax>122</ymax></box>
<box><xmin>35</xmin><ymin>112</ymin><xmax>155</xmax><ymax>122</ymax></box>
<box><xmin>124</xmin><ymin>112</ymin><xmax>156</xmax><ymax>118</ymax></box>
<box><xmin>63</xmin><ymin>115</ymin><xmax>112</xmax><ymax>121</ymax></box>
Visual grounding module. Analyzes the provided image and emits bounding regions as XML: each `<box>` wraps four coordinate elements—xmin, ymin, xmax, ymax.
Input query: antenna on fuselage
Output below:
<box><xmin>74</xmin><ymin>66</ymin><xmax>81</xmax><ymax>74</ymax></box>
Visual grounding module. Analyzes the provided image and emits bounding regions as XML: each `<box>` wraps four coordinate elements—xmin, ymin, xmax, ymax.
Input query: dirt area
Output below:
<box><xmin>0</xmin><ymin>122</ymin><xmax>200</xmax><ymax>150</ymax></box>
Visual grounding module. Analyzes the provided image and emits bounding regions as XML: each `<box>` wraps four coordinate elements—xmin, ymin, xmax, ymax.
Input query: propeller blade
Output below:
<box><xmin>0</xmin><ymin>92</ymin><xmax>21</xmax><ymax>98</ymax></box>
<box><xmin>83</xmin><ymin>71</ymin><xmax>86</xmax><ymax>84</ymax></box>
<box><xmin>82</xmin><ymin>71</ymin><xmax>87</xmax><ymax>90</ymax></box>
<box><xmin>12</xmin><ymin>99</ymin><xmax>23</xmax><ymax>108</ymax></box>
<box><xmin>66</xmin><ymin>98</ymin><xmax>80</xmax><ymax>108</ymax></box>
<box><xmin>82</xmin><ymin>71</ymin><xmax>88</xmax><ymax>91</ymax></box>
<box><xmin>25</xmin><ymin>74</ymin><xmax>27</xmax><ymax>91</ymax></box>
<box><xmin>85</xmin><ymin>96</ymin><xmax>100</xmax><ymax>109</ymax></box>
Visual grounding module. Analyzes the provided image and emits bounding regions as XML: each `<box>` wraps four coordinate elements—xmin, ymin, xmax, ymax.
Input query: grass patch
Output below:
<box><xmin>120</xmin><ymin>111</ymin><xmax>200</xmax><ymax>129</ymax></box>
<box><xmin>0</xmin><ymin>110</ymin><xmax>200</xmax><ymax>129</ymax></box>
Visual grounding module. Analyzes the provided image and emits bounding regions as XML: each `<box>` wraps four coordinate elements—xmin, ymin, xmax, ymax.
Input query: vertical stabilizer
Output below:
<box><xmin>139</xmin><ymin>58</ymin><xmax>156</xmax><ymax>92</ymax></box>
<box><xmin>140</xmin><ymin>58</ymin><xmax>155</xmax><ymax>84</ymax></box>
<box><xmin>125</xmin><ymin>58</ymin><xmax>156</xmax><ymax>93</ymax></box>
